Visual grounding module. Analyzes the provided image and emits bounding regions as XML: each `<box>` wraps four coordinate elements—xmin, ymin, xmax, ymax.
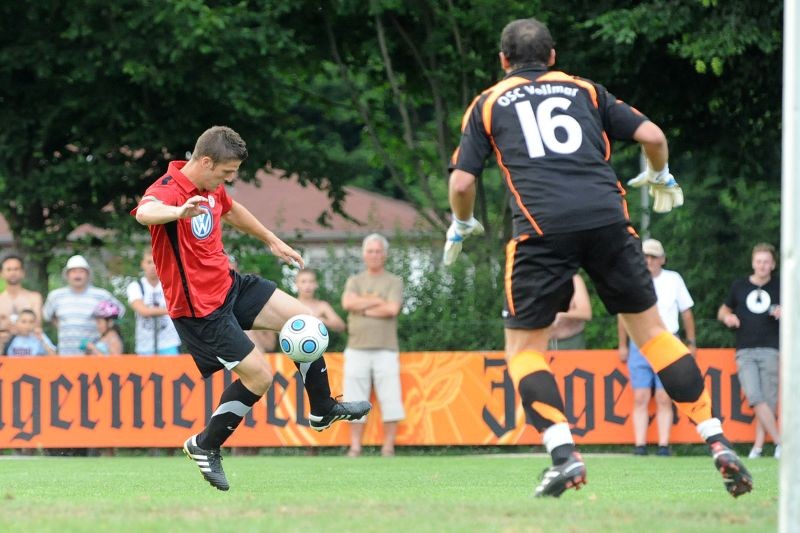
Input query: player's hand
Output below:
<box><xmin>443</xmin><ymin>216</ymin><xmax>484</xmax><ymax>266</ymax></box>
<box><xmin>177</xmin><ymin>196</ymin><xmax>209</xmax><ymax>218</ymax></box>
<box><xmin>268</xmin><ymin>238</ymin><xmax>305</xmax><ymax>269</ymax></box>
<box><xmin>627</xmin><ymin>164</ymin><xmax>683</xmax><ymax>213</ymax></box>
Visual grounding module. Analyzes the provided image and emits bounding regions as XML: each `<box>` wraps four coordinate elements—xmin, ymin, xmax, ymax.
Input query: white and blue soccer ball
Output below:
<box><xmin>278</xmin><ymin>314</ymin><xmax>329</xmax><ymax>363</ymax></box>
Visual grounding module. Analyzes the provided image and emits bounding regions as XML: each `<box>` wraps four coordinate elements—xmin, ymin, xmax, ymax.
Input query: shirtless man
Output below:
<box><xmin>0</xmin><ymin>254</ymin><xmax>43</xmax><ymax>334</ymax></box>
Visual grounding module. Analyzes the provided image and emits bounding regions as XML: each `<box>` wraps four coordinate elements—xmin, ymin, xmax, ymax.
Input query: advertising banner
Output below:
<box><xmin>0</xmin><ymin>350</ymin><xmax>757</xmax><ymax>448</ymax></box>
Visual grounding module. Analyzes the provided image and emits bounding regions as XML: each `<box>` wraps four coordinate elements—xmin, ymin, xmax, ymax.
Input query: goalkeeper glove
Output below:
<box><xmin>627</xmin><ymin>164</ymin><xmax>684</xmax><ymax>214</ymax></box>
<box><xmin>443</xmin><ymin>215</ymin><xmax>484</xmax><ymax>266</ymax></box>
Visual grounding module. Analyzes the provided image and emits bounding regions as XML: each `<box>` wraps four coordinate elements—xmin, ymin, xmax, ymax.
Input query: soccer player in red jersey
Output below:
<box><xmin>133</xmin><ymin>126</ymin><xmax>370</xmax><ymax>491</ymax></box>
<box><xmin>446</xmin><ymin>18</ymin><xmax>751</xmax><ymax>498</ymax></box>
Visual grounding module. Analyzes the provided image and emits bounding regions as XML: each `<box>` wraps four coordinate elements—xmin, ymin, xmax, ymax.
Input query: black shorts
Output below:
<box><xmin>504</xmin><ymin>222</ymin><xmax>656</xmax><ymax>329</ymax></box>
<box><xmin>172</xmin><ymin>271</ymin><xmax>277</xmax><ymax>378</ymax></box>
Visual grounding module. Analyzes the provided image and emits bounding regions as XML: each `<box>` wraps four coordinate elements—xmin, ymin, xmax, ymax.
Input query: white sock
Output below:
<box><xmin>696</xmin><ymin>418</ymin><xmax>723</xmax><ymax>441</ymax></box>
<box><xmin>542</xmin><ymin>422</ymin><xmax>574</xmax><ymax>454</ymax></box>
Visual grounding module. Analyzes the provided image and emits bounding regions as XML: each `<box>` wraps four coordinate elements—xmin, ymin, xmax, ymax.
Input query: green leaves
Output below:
<box><xmin>0</xmin><ymin>0</ymin><xmax>783</xmax><ymax>332</ymax></box>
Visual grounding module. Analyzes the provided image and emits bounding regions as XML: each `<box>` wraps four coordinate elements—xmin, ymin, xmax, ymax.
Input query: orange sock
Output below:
<box><xmin>508</xmin><ymin>350</ymin><xmax>567</xmax><ymax>429</ymax></box>
<box><xmin>641</xmin><ymin>332</ymin><xmax>713</xmax><ymax>424</ymax></box>
<box><xmin>639</xmin><ymin>331</ymin><xmax>688</xmax><ymax>372</ymax></box>
<box><xmin>675</xmin><ymin>390</ymin><xmax>713</xmax><ymax>425</ymax></box>
<box><xmin>507</xmin><ymin>350</ymin><xmax>550</xmax><ymax>388</ymax></box>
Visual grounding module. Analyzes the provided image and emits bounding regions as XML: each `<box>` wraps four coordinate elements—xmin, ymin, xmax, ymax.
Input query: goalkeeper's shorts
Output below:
<box><xmin>503</xmin><ymin>221</ymin><xmax>656</xmax><ymax>330</ymax></box>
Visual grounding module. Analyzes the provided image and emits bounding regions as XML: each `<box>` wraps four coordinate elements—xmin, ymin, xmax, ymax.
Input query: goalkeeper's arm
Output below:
<box><xmin>628</xmin><ymin>121</ymin><xmax>683</xmax><ymax>213</ymax></box>
<box><xmin>632</xmin><ymin>121</ymin><xmax>668</xmax><ymax>171</ymax></box>
<box><xmin>443</xmin><ymin>170</ymin><xmax>484</xmax><ymax>265</ymax></box>
<box><xmin>449</xmin><ymin>169</ymin><xmax>477</xmax><ymax>219</ymax></box>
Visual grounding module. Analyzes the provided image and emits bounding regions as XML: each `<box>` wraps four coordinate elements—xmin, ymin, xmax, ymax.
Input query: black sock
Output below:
<box><xmin>656</xmin><ymin>354</ymin><xmax>704</xmax><ymax>402</ymax></box>
<box><xmin>706</xmin><ymin>434</ymin><xmax>732</xmax><ymax>448</ymax></box>
<box><xmin>518</xmin><ymin>371</ymin><xmax>568</xmax><ymax>432</ymax></box>
<box><xmin>295</xmin><ymin>357</ymin><xmax>336</xmax><ymax>415</ymax></box>
<box><xmin>197</xmin><ymin>380</ymin><xmax>261</xmax><ymax>450</ymax></box>
<box><xmin>551</xmin><ymin>443</ymin><xmax>576</xmax><ymax>466</ymax></box>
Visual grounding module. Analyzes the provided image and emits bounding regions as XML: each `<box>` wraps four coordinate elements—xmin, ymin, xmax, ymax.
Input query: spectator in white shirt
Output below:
<box><xmin>127</xmin><ymin>250</ymin><xmax>181</xmax><ymax>355</ymax></box>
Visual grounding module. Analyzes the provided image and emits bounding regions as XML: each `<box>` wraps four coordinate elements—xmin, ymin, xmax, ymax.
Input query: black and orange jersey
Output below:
<box><xmin>451</xmin><ymin>67</ymin><xmax>648</xmax><ymax>237</ymax></box>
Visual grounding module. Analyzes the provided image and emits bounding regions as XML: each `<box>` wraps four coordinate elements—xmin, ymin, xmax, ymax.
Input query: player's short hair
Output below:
<box><xmin>362</xmin><ymin>233</ymin><xmax>389</xmax><ymax>254</ymax></box>
<box><xmin>752</xmin><ymin>242</ymin><xmax>777</xmax><ymax>262</ymax></box>
<box><xmin>500</xmin><ymin>18</ymin><xmax>554</xmax><ymax>68</ymax></box>
<box><xmin>0</xmin><ymin>253</ymin><xmax>24</xmax><ymax>270</ymax></box>
<box><xmin>192</xmin><ymin>126</ymin><xmax>248</xmax><ymax>163</ymax></box>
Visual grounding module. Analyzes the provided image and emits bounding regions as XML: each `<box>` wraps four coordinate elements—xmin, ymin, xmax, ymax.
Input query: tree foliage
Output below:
<box><xmin>0</xmin><ymin>0</ymin><xmax>783</xmax><ymax>348</ymax></box>
<box><xmin>1</xmin><ymin>0</ymin><xmax>353</xmax><ymax>289</ymax></box>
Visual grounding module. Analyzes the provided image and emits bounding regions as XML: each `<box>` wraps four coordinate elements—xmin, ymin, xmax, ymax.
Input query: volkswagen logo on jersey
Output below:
<box><xmin>191</xmin><ymin>205</ymin><xmax>214</xmax><ymax>240</ymax></box>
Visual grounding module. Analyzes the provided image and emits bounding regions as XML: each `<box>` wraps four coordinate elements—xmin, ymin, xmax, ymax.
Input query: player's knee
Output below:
<box><xmin>240</xmin><ymin>364</ymin><xmax>273</xmax><ymax>396</ymax></box>
<box><xmin>256</xmin><ymin>366</ymin><xmax>274</xmax><ymax>393</ymax></box>
<box><xmin>657</xmin><ymin>355</ymin><xmax>704</xmax><ymax>402</ymax></box>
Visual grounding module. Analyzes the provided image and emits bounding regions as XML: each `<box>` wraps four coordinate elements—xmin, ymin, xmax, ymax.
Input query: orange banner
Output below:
<box><xmin>0</xmin><ymin>350</ymin><xmax>758</xmax><ymax>448</ymax></box>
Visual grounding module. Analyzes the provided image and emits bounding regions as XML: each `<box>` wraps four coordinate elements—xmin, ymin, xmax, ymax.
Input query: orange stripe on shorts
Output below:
<box><xmin>504</xmin><ymin>235</ymin><xmax>530</xmax><ymax>317</ymax></box>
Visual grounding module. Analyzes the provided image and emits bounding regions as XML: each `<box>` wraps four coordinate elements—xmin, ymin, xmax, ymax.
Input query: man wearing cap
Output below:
<box><xmin>617</xmin><ymin>239</ymin><xmax>696</xmax><ymax>456</ymax></box>
<box><xmin>42</xmin><ymin>254</ymin><xmax>125</xmax><ymax>355</ymax></box>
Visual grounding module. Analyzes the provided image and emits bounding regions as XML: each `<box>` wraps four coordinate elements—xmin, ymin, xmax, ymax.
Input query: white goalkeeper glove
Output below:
<box><xmin>443</xmin><ymin>215</ymin><xmax>484</xmax><ymax>266</ymax></box>
<box><xmin>627</xmin><ymin>164</ymin><xmax>684</xmax><ymax>214</ymax></box>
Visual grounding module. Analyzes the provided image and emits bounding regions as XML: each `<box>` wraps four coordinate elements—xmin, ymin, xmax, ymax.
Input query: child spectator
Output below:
<box><xmin>3</xmin><ymin>308</ymin><xmax>56</xmax><ymax>356</ymax></box>
<box><xmin>83</xmin><ymin>300</ymin><xmax>124</xmax><ymax>355</ymax></box>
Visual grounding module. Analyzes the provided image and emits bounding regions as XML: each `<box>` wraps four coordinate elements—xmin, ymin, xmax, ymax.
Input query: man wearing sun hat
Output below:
<box><xmin>42</xmin><ymin>254</ymin><xmax>125</xmax><ymax>355</ymax></box>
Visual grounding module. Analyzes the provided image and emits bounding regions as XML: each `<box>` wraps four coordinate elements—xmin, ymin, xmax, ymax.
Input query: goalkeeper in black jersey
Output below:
<box><xmin>446</xmin><ymin>17</ymin><xmax>751</xmax><ymax>499</ymax></box>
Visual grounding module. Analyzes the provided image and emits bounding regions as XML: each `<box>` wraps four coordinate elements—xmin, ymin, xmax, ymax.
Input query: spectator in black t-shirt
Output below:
<box><xmin>718</xmin><ymin>242</ymin><xmax>781</xmax><ymax>458</ymax></box>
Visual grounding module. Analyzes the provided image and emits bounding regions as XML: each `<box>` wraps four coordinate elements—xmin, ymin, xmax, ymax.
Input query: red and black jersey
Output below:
<box><xmin>451</xmin><ymin>67</ymin><xmax>648</xmax><ymax>237</ymax></box>
<box><xmin>130</xmin><ymin>161</ymin><xmax>233</xmax><ymax>318</ymax></box>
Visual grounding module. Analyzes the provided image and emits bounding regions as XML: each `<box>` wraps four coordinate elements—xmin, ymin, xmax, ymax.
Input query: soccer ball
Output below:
<box><xmin>279</xmin><ymin>314</ymin><xmax>329</xmax><ymax>363</ymax></box>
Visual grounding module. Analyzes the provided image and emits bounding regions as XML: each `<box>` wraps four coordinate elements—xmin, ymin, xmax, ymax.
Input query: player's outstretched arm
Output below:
<box><xmin>628</xmin><ymin>122</ymin><xmax>683</xmax><ymax>213</ymax></box>
<box><xmin>449</xmin><ymin>170</ymin><xmax>477</xmax><ymax>221</ymax></box>
<box><xmin>223</xmin><ymin>201</ymin><xmax>305</xmax><ymax>268</ymax></box>
<box><xmin>135</xmin><ymin>195</ymin><xmax>208</xmax><ymax>225</ymax></box>
<box><xmin>444</xmin><ymin>170</ymin><xmax>484</xmax><ymax>265</ymax></box>
<box><xmin>632</xmin><ymin>121</ymin><xmax>668</xmax><ymax>172</ymax></box>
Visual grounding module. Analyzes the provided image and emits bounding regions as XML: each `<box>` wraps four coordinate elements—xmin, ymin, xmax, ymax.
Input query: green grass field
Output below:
<box><xmin>0</xmin><ymin>452</ymin><xmax>778</xmax><ymax>532</ymax></box>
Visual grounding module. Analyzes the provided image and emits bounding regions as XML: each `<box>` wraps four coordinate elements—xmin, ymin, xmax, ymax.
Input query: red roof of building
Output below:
<box><xmin>0</xmin><ymin>170</ymin><xmax>434</xmax><ymax>247</ymax></box>
<box><xmin>226</xmin><ymin>169</ymin><xmax>434</xmax><ymax>242</ymax></box>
